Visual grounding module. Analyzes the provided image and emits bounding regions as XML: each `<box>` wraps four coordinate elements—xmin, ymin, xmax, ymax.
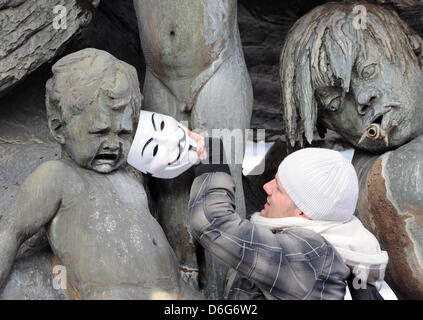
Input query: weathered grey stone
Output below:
<box><xmin>353</xmin><ymin>137</ymin><xmax>423</xmax><ymax>299</ymax></box>
<box><xmin>0</xmin><ymin>0</ymin><xmax>99</xmax><ymax>96</ymax></box>
<box><xmin>0</xmin><ymin>248</ymin><xmax>69</xmax><ymax>300</ymax></box>
<box><xmin>0</xmin><ymin>64</ymin><xmax>61</xmax><ymax>215</ymax></box>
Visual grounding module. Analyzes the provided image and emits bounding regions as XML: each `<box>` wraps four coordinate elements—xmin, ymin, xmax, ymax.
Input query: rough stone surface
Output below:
<box><xmin>353</xmin><ymin>136</ymin><xmax>423</xmax><ymax>299</ymax></box>
<box><xmin>0</xmin><ymin>64</ymin><xmax>60</xmax><ymax>215</ymax></box>
<box><xmin>0</xmin><ymin>0</ymin><xmax>99</xmax><ymax>96</ymax></box>
<box><xmin>0</xmin><ymin>248</ymin><xmax>69</xmax><ymax>300</ymax></box>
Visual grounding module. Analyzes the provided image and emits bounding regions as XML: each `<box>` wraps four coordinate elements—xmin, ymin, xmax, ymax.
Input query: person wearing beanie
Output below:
<box><xmin>188</xmin><ymin>132</ymin><xmax>388</xmax><ymax>300</ymax></box>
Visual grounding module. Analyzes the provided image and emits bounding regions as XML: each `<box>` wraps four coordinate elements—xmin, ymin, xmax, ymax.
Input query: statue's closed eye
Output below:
<box><xmin>90</xmin><ymin>128</ymin><xmax>110</xmax><ymax>135</ymax></box>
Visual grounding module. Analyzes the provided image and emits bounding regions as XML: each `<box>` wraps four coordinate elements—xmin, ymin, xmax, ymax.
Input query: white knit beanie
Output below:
<box><xmin>277</xmin><ymin>148</ymin><xmax>359</xmax><ymax>221</ymax></box>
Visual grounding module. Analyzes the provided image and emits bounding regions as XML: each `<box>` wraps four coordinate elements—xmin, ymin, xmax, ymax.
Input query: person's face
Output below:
<box><xmin>62</xmin><ymin>92</ymin><xmax>134</xmax><ymax>173</ymax></box>
<box><xmin>317</xmin><ymin>39</ymin><xmax>423</xmax><ymax>153</ymax></box>
<box><xmin>260</xmin><ymin>175</ymin><xmax>303</xmax><ymax>219</ymax></box>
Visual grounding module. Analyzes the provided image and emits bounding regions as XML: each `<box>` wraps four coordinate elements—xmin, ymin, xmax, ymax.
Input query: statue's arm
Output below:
<box><xmin>0</xmin><ymin>160</ymin><xmax>65</xmax><ymax>289</ymax></box>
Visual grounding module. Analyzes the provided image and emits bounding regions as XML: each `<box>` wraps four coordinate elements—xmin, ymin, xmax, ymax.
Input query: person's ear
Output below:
<box><xmin>46</xmin><ymin>79</ymin><xmax>66</xmax><ymax>144</ymax></box>
<box><xmin>48</xmin><ymin>117</ymin><xmax>65</xmax><ymax>144</ymax></box>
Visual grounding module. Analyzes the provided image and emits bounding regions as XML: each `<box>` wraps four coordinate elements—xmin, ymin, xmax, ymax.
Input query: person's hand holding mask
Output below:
<box><xmin>187</xmin><ymin>130</ymin><xmax>207</xmax><ymax>161</ymax></box>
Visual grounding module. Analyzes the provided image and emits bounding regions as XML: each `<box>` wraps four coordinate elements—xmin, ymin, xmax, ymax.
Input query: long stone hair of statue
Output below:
<box><xmin>279</xmin><ymin>2</ymin><xmax>423</xmax><ymax>148</ymax></box>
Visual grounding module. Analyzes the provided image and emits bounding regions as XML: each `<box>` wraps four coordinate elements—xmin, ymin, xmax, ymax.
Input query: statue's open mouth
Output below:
<box><xmin>95</xmin><ymin>154</ymin><xmax>118</xmax><ymax>160</ymax></box>
<box><xmin>93</xmin><ymin>153</ymin><xmax>119</xmax><ymax>165</ymax></box>
<box><xmin>358</xmin><ymin>112</ymin><xmax>398</xmax><ymax>147</ymax></box>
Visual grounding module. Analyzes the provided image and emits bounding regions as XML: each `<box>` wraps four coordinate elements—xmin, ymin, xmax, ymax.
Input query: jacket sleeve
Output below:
<box><xmin>188</xmin><ymin>170</ymin><xmax>328</xmax><ymax>297</ymax></box>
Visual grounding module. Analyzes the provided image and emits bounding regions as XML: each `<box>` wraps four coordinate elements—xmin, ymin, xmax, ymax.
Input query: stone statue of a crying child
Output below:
<box><xmin>279</xmin><ymin>2</ymin><xmax>423</xmax><ymax>299</ymax></box>
<box><xmin>0</xmin><ymin>48</ymin><xmax>200</xmax><ymax>299</ymax></box>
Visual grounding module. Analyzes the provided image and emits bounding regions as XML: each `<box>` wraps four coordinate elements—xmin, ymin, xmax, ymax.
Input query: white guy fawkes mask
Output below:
<box><xmin>127</xmin><ymin>111</ymin><xmax>198</xmax><ymax>179</ymax></box>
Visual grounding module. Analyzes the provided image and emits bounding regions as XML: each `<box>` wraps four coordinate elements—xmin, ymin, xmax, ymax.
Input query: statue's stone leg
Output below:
<box><xmin>141</xmin><ymin>69</ymin><xmax>199</xmax><ymax>290</ymax></box>
<box><xmin>191</xmin><ymin>50</ymin><xmax>253</xmax><ymax>299</ymax></box>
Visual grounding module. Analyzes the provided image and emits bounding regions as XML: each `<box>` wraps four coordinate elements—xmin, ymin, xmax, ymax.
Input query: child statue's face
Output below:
<box><xmin>317</xmin><ymin>40</ymin><xmax>423</xmax><ymax>153</ymax></box>
<box><xmin>62</xmin><ymin>92</ymin><xmax>134</xmax><ymax>173</ymax></box>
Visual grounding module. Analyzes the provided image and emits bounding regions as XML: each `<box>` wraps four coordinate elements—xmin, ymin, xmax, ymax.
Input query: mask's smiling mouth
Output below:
<box><xmin>168</xmin><ymin>125</ymin><xmax>187</xmax><ymax>165</ymax></box>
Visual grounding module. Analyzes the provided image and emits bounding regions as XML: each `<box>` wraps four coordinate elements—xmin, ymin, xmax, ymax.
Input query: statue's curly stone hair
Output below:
<box><xmin>46</xmin><ymin>48</ymin><xmax>143</xmax><ymax>130</ymax></box>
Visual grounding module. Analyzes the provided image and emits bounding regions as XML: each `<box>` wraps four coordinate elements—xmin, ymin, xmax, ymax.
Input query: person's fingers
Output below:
<box><xmin>188</xmin><ymin>130</ymin><xmax>204</xmax><ymax>144</ymax></box>
<box><xmin>198</xmin><ymin>146</ymin><xmax>205</xmax><ymax>158</ymax></box>
<box><xmin>202</xmin><ymin>151</ymin><xmax>207</xmax><ymax>160</ymax></box>
<box><xmin>188</xmin><ymin>130</ymin><xmax>200</xmax><ymax>141</ymax></box>
<box><xmin>188</xmin><ymin>130</ymin><xmax>211</xmax><ymax>162</ymax></box>
<box><xmin>196</xmin><ymin>140</ymin><xmax>206</xmax><ymax>160</ymax></box>
<box><xmin>188</xmin><ymin>130</ymin><xmax>207</xmax><ymax>158</ymax></box>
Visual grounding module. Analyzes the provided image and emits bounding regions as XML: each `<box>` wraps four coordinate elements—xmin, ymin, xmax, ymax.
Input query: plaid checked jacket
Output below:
<box><xmin>189</xmin><ymin>170</ymin><xmax>351</xmax><ymax>300</ymax></box>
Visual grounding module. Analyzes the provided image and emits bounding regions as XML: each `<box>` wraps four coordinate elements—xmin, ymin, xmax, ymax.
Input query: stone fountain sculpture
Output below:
<box><xmin>133</xmin><ymin>0</ymin><xmax>253</xmax><ymax>298</ymax></box>
<box><xmin>0</xmin><ymin>48</ymin><xmax>200</xmax><ymax>300</ymax></box>
<box><xmin>279</xmin><ymin>2</ymin><xmax>423</xmax><ymax>299</ymax></box>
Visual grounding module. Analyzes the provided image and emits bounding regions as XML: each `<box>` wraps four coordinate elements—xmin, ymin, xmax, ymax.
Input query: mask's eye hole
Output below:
<box><xmin>161</xmin><ymin>121</ymin><xmax>165</xmax><ymax>131</ymax></box>
<box><xmin>153</xmin><ymin>145</ymin><xmax>158</xmax><ymax>157</ymax></box>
